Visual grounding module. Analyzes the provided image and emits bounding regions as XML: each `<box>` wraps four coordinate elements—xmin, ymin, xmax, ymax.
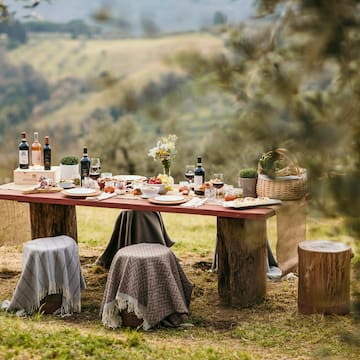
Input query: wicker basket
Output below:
<box><xmin>256</xmin><ymin>169</ymin><xmax>307</xmax><ymax>200</ymax></box>
<box><xmin>257</xmin><ymin>149</ymin><xmax>307</xmax><ymax>200</ymax></box>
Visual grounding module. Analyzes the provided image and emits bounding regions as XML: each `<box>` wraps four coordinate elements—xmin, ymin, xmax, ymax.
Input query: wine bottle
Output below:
<box><xmin>18</xmin><ymin>131</ymin><xmax>29</xmax><ymax>169</ymax></box>
<box><xmin>194</xmin><ymin>156</ymin><xmax>205</xmax><ymax>195</ymax></box>
<box><xmin>31</xmin><ymin>131</ymin><xmax>42</xmax><ymax>168</ymax></box>
<box><xmin>43</xmin><ymin>136</ymin><xmax>51</xmax><ymax>170</ymax></box>
<box><xmin>80</xmin><ymin>146</ymin><xmax>91</xmax><ymax>186</ymax></box>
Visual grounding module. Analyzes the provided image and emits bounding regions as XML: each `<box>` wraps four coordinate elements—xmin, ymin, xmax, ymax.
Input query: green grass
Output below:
<box><xmin>1</xmin><ymin>207</ymin><xmax>360</xmax><ymax>359</ymax></box>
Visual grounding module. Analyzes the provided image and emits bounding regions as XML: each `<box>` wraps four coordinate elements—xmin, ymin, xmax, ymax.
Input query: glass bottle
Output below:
<box><xmin>80</xmin><ymin>147</ymin><xmax>91</xmax><ymax>186</ymax></box>
<box><xmin>18</xmin><ymin>131</ymin><xmax>29</xmax><ymax>169</ymax></box>
<box><xmin>194</xmin><ymin>156</ymin><xmax>205</xmax><ymax>195</ymax></box>
<box><xmin>43</xmin><ymin>136</ymin><xmax>51</xmax><ymax>170</ymax></box>
<box><xmin>31</xmin><ymin>131</ymin><xmax>42</xmax><ymax>168</ymax></box>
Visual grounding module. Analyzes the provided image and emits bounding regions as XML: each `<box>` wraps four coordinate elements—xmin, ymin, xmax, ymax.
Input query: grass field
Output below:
<box><xmin>1</xmin><ymin>207</ymin><xmax>359</xmax><ymax>359</ymax></box>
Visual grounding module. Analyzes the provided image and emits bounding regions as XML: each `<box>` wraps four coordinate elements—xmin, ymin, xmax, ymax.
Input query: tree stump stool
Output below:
<box><xmin>298</xmin><ymin>240</ymin><xmax>352</xmax><ymax>315</ymax></box>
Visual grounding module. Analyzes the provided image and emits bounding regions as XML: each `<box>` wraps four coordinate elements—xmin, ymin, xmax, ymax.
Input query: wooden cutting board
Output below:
<box><xmin>22</xmin><ymin>187</ymin><xmax>63</xmax><ymax>194</ymax></box>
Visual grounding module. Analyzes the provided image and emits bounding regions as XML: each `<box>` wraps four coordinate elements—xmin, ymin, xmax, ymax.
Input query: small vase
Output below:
<box><xmin>160</xmin><ymin>156</ymin><xmax>174</xmax><ymax>189</ymax></box>
<box><xmin>160</xmin><ymin>156</ymin><xmax>171</xmax><ymax>176</ymax></box>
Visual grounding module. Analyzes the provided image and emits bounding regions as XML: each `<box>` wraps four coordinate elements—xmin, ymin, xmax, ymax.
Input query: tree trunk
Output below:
<box><xmin>29</xmin><ymin>203</ymin><xmax>77</xmax><ymax>242</ymax></box>
<box><xmin>217</xmin><ymin>217</ymin><xmax>267</xmax><ymax>307</ymax></box>
<box><xmin>298</xmin><ymin>240</ymin><xmax>352</xmax><ymax>315</ymax></box>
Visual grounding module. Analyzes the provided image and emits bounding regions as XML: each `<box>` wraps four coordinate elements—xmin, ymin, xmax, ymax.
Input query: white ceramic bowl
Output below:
<box><xmin>146</xmin><ymin>183</ymin><xmax>166</xmax><ymax>195</ymax></box>
<box><xmin>58</xmin><ymin>181</ymin><xmax>74</xmax><ymax>189</ymax></box>
<box><xmin>140</xmin><ymin>185</ymin><xmax>160</xmax><ymax>198</ymax></box>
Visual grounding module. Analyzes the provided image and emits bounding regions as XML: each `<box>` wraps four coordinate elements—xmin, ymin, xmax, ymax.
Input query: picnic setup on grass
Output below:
<box><xmin>0</xmin><ymin>133</ymin><xmax>353</xmax><ymax>329</ymax></box>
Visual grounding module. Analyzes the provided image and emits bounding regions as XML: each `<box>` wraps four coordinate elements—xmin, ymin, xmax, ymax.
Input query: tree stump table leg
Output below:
<box><xmin>298</xmin><ymin>240</ymin><xmax>352</xmax><ymax>315</ymax></box>
<box><xmin>30</xmin><ymin>203</ymin><xmax>77</xmax><ymax>242</ymax></box>
<box><xmin>217</xmin><ymin>217</ymin><xmax>267</xmax><ymax>307</ymax></box>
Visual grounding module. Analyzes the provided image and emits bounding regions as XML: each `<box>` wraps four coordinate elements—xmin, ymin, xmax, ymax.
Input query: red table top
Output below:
<box><xmin>0</xmin><ymin>188</ymin><xmax>276</xmax><ymax>220</ymax></box>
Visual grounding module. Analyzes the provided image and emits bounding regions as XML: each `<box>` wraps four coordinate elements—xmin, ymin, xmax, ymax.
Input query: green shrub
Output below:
<box><xmin>239</xmin><ymin>168</ymin><xmax>258</xmax><ymax>178</ymax></box>
<box><xmin>60</xmin><ymin>156</ymin><xmax>79</xmax><ymax>165</ymax></box>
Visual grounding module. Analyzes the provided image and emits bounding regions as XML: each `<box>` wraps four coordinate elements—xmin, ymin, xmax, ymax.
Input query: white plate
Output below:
<box><xmin>153</xmin><ymin>195</ymin><xmax>184</xmax><ymax>202</ymax></box>
<box><xmin>113</xmin><ymin>175</ymin><xmax>147</xmax><ymax>182</ymax></box>
<box><xmin>65</xmin><ymin>188</ymin><xmax>97</xmax><ymax>195</ymax></box>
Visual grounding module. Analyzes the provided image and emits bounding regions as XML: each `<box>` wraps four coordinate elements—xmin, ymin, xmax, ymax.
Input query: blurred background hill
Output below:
<box><xmin>0</xmin><ymin>1</ymin><xmax>257</xmax><ymax>184</ymax></box>
<box><xmin>10</xmin><ymin>0</ymin><xmax>254</xmax><ymax>36</ymax></box>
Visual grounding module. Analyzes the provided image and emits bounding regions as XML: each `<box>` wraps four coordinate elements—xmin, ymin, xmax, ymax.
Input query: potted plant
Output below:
<box><xmin>60</xmin><ymin>156</ymin><xmax>80</xmax><ymax>181</ymax></box>
<box><xmin>238</xmin><ymin>168</ymin><xmax>258</xmax><ymax>197</ymax></box>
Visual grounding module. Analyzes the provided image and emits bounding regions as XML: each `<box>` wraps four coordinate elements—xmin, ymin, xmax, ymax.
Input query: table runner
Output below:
<box><xmin>96</xmin><ymin>210</ymin><xmax>175</xmax><ymax>269</ymax></box>
<box><xmin>1</xmin><ymin>235</ymin><xmax>86</xmax><ymax>316</ymax></box>
<box><xmin>100</xmin><ymin>243</ymin><xmax>193</xmax><ymax>330</ymax></box>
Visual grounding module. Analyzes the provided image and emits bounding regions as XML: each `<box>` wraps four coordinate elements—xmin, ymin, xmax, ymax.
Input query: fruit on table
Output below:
<box><xmin>148</xmin><ymin>177</ymin><xmax>162</xmax><ymax>184</ymax></box>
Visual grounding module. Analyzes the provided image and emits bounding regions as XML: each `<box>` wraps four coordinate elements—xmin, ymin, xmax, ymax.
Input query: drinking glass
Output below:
<box><xmin>90</xmin><ymin>158</ymin><xmax>101</xmax><ymax>180</ymax></box>
<box><xmin>211</xmin><ymin>173</ymin><xmax>224</xmax><ymax>189</ymax></box>
<box><xmin>184</xmin><ymin>165</ymin><xmax>195</xmax><ymax>184</ymax></box>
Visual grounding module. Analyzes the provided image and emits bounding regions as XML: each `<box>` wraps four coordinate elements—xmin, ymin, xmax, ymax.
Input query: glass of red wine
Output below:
<box><xmin>184</xmin><ymin>165</ymin><xmax>195</xmax><ymax>184</ymax></box>
<box><xmin>212</xmin><ymin>173</ymin><xmax>224</xmax><ymax>199</ymax></box>
<box><xmin>89</xmin><ymin>158</ymin><xmax>101</xmax><ymax>180</ymax></box>
<box><xmin>212</xmin><ymin>173</ymin><xmax>224</xmax><ymax>189</ymax></box>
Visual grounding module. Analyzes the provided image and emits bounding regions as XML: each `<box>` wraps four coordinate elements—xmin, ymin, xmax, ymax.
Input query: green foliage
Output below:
<box><xmin>0</xmin><ymin>19</ymin><xmax>27</xmax><ymax>47</ymax></box>
<box><xmin>173</xmin><ymin>1</ymin><xmax>360</xmax><ymax>233</ymax></box>
<box><xmin>213</xmin><ymin>11</ymin><xmax>227</xmax><ymax>26</ymax></box>
<box><xmin>60</xmin><ymin>156</ymin><xmax>79</xmax><ymax>165</ymax></box>
<box><xmin>239</xmin><ymin>167</ymin><xmax>258</xmax><ymax>178</ymax></box>
<box><xmin>0</xmin><ymin>56</ymin><xmax>50</xmax><ymax>133</ymax></box>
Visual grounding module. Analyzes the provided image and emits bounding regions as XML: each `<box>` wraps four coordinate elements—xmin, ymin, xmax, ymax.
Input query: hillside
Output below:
<box><xmin>1</xmin><ymin>32</ymin><xmax>238</xmax><ymax>183</ymax></box>
<box><xmin>7</xmin><ymin>33</ymin><xmax>229</xmax><ymax>133</ymax></box>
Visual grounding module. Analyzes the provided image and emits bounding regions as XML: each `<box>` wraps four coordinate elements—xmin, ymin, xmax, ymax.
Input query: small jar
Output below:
<box><xmin>104</xmin><ymin>181</ymin><xmax>115</xmax><ymax>193</ymax></box>
<box><xmin>224</xmin><ymin>187</ymin><xmax>243</xmax><ymax>201</ymax></box>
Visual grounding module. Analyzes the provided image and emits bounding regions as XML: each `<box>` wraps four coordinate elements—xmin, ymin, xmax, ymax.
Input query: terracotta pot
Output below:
<box><xmin>238</xmin><ymin>177</ymin><xmax>257</xmax><ymax>198</ymax></box>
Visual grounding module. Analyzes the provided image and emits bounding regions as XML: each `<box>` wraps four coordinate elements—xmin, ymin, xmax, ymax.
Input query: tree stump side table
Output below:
<box><xmin>298</xmin><ymin>240</ymin><xmax>352</xmax><ymax>315</ymax></box>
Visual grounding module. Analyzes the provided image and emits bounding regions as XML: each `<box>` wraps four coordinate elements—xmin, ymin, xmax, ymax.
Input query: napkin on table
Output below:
<box><xmin>181</xmin><ymin>198</ymin><xmax>207</xmax><ymax>208</ymax></box>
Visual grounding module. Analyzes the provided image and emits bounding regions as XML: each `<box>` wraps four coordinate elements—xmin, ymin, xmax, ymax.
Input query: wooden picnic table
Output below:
<box><xmin>0</xmin><ymin>186</ymin><xmax>276</xmax><ymax>308</ymax></box>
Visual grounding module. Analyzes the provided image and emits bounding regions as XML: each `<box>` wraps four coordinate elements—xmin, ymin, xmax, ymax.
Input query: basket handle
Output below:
<box><xmin>258</xmin><ymin>148</ymin><xmax>301</xmax><ymax>176</ymax></box>
<box><xmin>274</xmin><ymin>148</ymin><xmax>301</xmax><ymax>176</ymax></box>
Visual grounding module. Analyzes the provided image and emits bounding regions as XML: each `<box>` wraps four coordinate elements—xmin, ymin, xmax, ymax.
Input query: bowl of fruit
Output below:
<box><xmin>147</xmin><ymin>176</ymin><xmax>167</xmax><ymax>194</ymax></box>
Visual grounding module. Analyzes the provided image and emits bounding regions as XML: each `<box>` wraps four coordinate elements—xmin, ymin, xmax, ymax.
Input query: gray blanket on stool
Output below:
<box><xmin>1</xmin><ymin>235</ymin><xmax>86</xmax><ymax>316</ymax></box>
<box><xmin>96</xmin><ymin>211</ymin><xmax>174</xmax><ymax>269</ymax></box>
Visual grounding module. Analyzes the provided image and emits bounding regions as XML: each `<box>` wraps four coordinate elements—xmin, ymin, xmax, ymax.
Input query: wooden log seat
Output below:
<box><xmin>298</xmin><ymin>240</ymin><xmax>352</xmax><ymax>315</ymax></box>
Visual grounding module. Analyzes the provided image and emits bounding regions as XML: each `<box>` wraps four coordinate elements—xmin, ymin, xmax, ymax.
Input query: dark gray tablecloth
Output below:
<box><xmin>96</xmin><ymin>210</ymin><xmax>175</xmax><ymax>269</ymax></box>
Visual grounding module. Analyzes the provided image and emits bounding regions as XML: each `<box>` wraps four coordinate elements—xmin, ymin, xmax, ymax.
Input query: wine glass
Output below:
<box><xmin>184</xmin><ymin>165</ymin><xmax>195</xmax><ymax>184</ymax></box>
<box><xmin>211</xmin><ymin>173</ymin><xmax>224</xmax><ymax>189</ymax></box>
<box><xmin>89</xmin><ymin>158</ymin><xmax>101</xmax><ymax>180</ymax></box>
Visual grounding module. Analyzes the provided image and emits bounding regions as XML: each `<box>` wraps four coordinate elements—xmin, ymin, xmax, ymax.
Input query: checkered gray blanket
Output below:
<box><xmin>100</xmin><ymin>243</ymin><xmax>193</xmax><ymax>330</ymax></box>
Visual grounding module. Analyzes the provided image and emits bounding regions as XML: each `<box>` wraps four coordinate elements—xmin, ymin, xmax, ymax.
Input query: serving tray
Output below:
<box><xmin>223</xmin><ymin>197</ymin><xmax>281</xmax><ymax>209</ymax></box>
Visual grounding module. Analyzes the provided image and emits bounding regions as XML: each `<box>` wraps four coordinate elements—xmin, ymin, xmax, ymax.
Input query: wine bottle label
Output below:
<box><xmin>44</xmin><ymin>154</ymin><xmax>51</xmax><ymax>170</ymax></box>
<box><xmin>194</xmin><ymin>175</ymin><xmax>203</xmax><ymax>188</ymax></box>
<box><xmin>19</xmin><ymin>150</ymin><xmax>29</xmax><ymax>165</ymax></box>
<box><xmin>32</xmin><ymin>151</ymin><xmax>42</xmax><ymax>166</ymax></box>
